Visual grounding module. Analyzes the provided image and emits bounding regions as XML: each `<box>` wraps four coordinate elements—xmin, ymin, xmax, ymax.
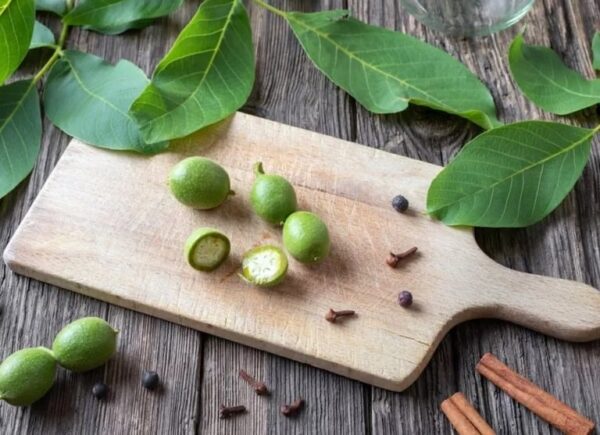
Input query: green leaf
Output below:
<box><xmin>427</xmin><ymin>121</ymin><xmax>597</xmax><ymax>228</ymax></box>
<box><xmin>0</xmin><ymin>80</ymin><xmax>42</xmax><ymax>199</ymax></box>
<box><xmin>0</xmin><ymin>0</ymin><xmax>36</xmax><ymax>84</ymax></box>
<box><xmin>85</xmin><ymin>18</ymin><xmax>155</xmax><ymax>36</ymax></box>
<box><xmin>29</xmin><ymin>21</ymin><xmax>55</xmax><ymax>49</ymax></box>
<box><xmin>280</xmin><ymin>8</ymin><xmax>500</xmax><ymax>130</ymax></box>
<box><xmin>593</xmin><ymin>32</ymin><xmax>600</xmax><ymax>71</ymax></box>
<box><xmin>509</xmin><ymin>34</ymin><xmax>600</xmax><ymax>115</ymax></box>
<box><xmin>63</xmin><ymin>0</ymin><xmax>184</xmax><ymax>35</ymax></box>
<box><xmin>44</xmin><ymin>50</ymin><xmax>167</xmax><ymax>153</ymax></box>
<box><xmin>129</xmin><ymin>0</ymin><xmax>255</xmax><ymax>143</ymax></box>
<box><xmin>35</xmin><ymin>0</ymin><xmax>65</xmax><ymax>15</ymax></box>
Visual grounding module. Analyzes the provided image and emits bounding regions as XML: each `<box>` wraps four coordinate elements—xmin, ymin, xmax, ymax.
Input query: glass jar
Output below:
<box><xmin>399</xmin><ymin>0</ymin><xmax>535</xmax><ymax>37</ymax></box>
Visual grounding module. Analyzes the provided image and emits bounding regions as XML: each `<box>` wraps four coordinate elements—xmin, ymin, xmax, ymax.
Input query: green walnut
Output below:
<box><xmin>184</xmin><ymin>227</ymin><xmax>231</xmax><ymax>271</ymax></box>
<box><xmin>241</xmin><ymin>245</ymin><xmax>288</xmax><ymax>287</ymax></box>
<box><xmin>250</xmin><ymin>162</ymin><xmax>297</xmax><ymax>225</ymax></box>
<box><xmin>0</xmin><ymin>347</ymin><xmax>57</xmax><ymax>406</ymax></box>
<box><xmin>283</xmin><ymin>211</ymin><xmax>330</xmax><ymax>263</ymax></box>
<box><xmin>169</xmin><ymin>157</ymin><xmax>233</xmax><ymax>209</ymax></box>
<box><xmin>52</xmin><ymin>317</ymin><xmax>118</xmax><ymax>372</ymax></box>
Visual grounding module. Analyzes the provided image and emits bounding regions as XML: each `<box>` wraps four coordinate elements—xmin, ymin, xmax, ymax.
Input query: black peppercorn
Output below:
<box><xmin>142</xmin><ymin>370</ymin><xmax>160</xmax><ymax>390</ymax></box>
<box><xmin>398</xmin><ymin>291</ymin><xmax>413</xmax><ymax>307</ymax></box>
<box><xmin>92</xmin><ymin>382</ymin><xmax>108</xmax><ymax>399</ymax></box>
<box><xmin>392</xmin><ymin>195</ymin><xmax>409</xmax><ymax>213</ymax></box>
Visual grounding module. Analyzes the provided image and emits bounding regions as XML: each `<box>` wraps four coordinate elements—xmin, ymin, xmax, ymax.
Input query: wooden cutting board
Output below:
<box><xmin>4</xmin><ymin>113</ymin><xmax>600</xmax><ymax>391</ymax></box>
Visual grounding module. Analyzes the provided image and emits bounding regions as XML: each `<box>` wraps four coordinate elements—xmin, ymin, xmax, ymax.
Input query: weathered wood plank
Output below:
<box><xmin>349</xmin><ymin>0</ymin><xmax>600</xmax><ymax>433</ymax></box>
<box><xmin>199</xmin><ymin>0</ymin><xmax>367</xmax><ymax>433</ymax></box>
<box><xmin>1</xmin><ymin>0</ymin><xmax>599</xmax><ymax>433</ymax></box>
<box><xmin>0</xmin><ymin>3</ymin><xmax>202</xmax><ymax>434</ymax></box>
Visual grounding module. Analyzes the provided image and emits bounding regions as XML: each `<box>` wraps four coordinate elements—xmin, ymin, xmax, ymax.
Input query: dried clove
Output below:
<box><xmin>281</xmin><ymin>399</ymin><xmax>305</xmax><ymax>417</ymax></box>
<box><xmin>386</xmin><ymin>246</ymin><xmax>418</xmax><ymax>268</ymax></box>
<box><xmin>239</xmin><ymin>369</ymin><xmax>269</xmax><ymax>396</ymax></box>
<box><xmin>325</xmin><ymin>309</ymin><xmax>356</xmax><ymax>323</ymax></box>
<box><xmin>219</xmin><ymin>404</ymin><xmax>247</xmax><ymax>419</ymax></box>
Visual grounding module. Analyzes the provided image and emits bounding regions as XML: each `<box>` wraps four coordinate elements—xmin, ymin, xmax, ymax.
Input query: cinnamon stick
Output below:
<box><xmin>476</xmin><ymin>353</ymin><xmax>595</xmax><ymax>435</ymax></box>
<box><xmin>441</xmin><ymin>392</ymin><xmax>495</xmax><ymax>435</ymax></box>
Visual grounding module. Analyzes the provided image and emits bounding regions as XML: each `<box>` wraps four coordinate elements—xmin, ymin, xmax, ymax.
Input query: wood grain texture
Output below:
<box><xmin>349</xmin><ymin>0</ymin><xmax>600</xmax><ymax>433</ymax></box>
<box><xmin>6</xmin><ymin>112</ymin><xmax>599</xmax><ymax>390</ymax></box>
<box><xmin>0</xmin><ymin>3</ymin><xmax>202</xmax><ymax>434</ymax></box>
<box><xmin>201</xmin><ymin>1</ymin><xmax>368</xmax><ymax>432</ymax></box>
<box><xmin>0</xmin><ymin>0</ymin><xmax>599</xmax><ymax>434</ymax></box>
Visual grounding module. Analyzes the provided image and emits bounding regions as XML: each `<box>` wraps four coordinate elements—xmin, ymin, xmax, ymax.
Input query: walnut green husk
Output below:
<box><xmin>0</xmin><ymin>347</ymin><xmax>57</xmax><ymax>406</ymax></box>
<box><xmin>52</xmin><ymin>317</ymin><xmax>118</xmax><ymax>372</ymax></box>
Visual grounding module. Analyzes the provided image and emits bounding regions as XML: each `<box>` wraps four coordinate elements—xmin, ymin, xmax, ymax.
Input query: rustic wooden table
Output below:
<box><xmin>1</xmin><ymin>0</ymin><xmax>599</xmax><ymax>433</ymax></box>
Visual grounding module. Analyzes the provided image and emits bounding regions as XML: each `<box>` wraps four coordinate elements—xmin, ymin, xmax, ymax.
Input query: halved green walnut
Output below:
<box><xmin>241</xmin><ymin>245</ymin><xmax>288</xmax><ymax>287</ymax></box>
<box><xmin>185</xmin><ymin>228</ymin><xmax>231</xmax><ymax>271</ymax></box>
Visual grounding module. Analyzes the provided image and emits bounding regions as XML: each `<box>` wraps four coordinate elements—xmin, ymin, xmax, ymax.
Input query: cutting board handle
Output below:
<box><xmin>483</xmin><ymin>267</ymin><xmax>600</xmax><ymax>342</ymax></box>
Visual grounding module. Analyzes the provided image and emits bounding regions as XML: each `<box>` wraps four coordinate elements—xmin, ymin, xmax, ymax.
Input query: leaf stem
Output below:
<box><xmin>252</xmin><ymin>0</ymin><xmax>286</xmax><ymax>17</ymax></box>
<box><xmin>33</xmin><ymin>21</ymin><xmax>71</xmax><ymax>84</ymax></box>
<box><xmin>33</xmin><ymin>0</ymin><xmax>75</xmax><ymax>84</ymax></box>
<box><xmin>33</xmin><ymin>49</ymin><xmax>62</xmax><ymax>83</ymax></box>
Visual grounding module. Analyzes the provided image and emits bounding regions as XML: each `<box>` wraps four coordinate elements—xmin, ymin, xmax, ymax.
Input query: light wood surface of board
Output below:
<box><xmin>4</xmin><ymin>112</ymin><xmax>600</xmax><ymax>391</ymax></box>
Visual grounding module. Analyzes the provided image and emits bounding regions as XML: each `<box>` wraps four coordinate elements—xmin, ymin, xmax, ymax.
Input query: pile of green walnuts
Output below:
<box><xmin>0</xmin><ymin>317</ymin><xmax>118</xmax><ymax>406</ymax></box>
<box><xmin>169</xmin><ymin>157</ymin><xmax>331</xmax><ymax>286</ymax></box>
